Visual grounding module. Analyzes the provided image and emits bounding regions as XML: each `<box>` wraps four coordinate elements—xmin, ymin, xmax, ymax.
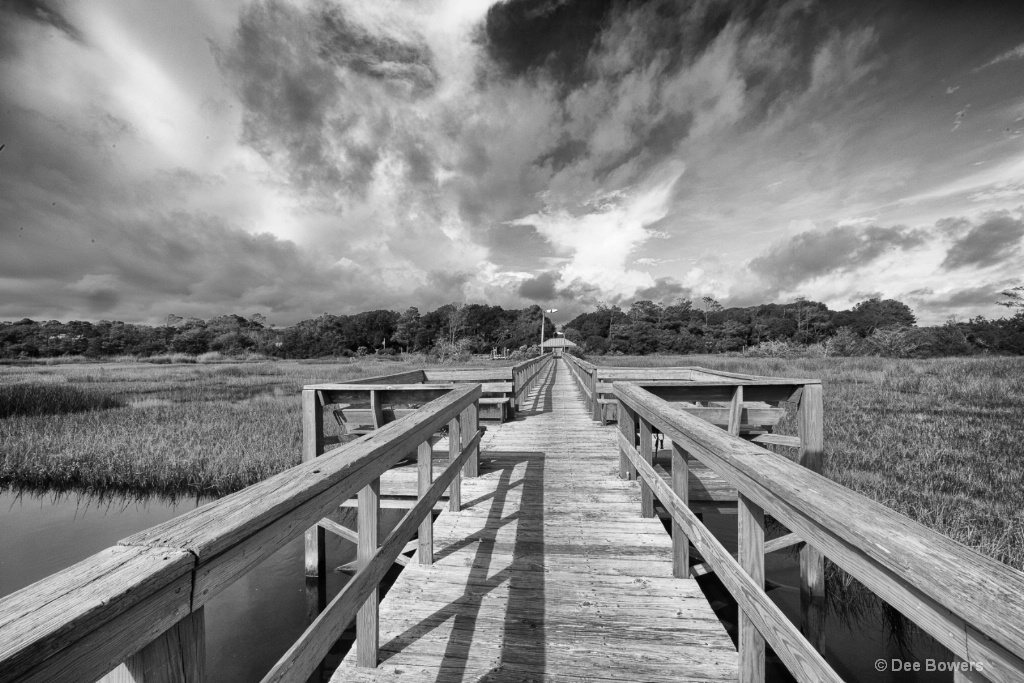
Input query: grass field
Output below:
<box><xmin>0</xmin><ymin>357</ymin><xmax>463</xmax><ymax>498</ymax></box>
<box><xmin>2</xmin><ymin>353</ymin><xmax>1023</xmax><ymax>569</ymax></box>
<box><xmin>592</xmin><ymin>354</ymin><xmax>1024</xmax><ymax>569</ymax></box>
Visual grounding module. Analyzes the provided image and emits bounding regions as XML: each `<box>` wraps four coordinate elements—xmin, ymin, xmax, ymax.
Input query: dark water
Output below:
<box><xmin>0</xmin><ymin>490</ymin><xmax>399</xmax><ymax>682</ymax></box>
<box><xmin>695</xmin><ymin>512</ymin><xmax>957</xmax><ymax>682</ymax></box>
<box><xmin>2</xmin><ymin>491</ymin><xmax>962</xmax><ymax>682</ymax></box>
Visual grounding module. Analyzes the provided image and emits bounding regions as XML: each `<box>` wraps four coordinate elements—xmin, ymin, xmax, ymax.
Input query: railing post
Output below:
<box><xmin>463</xmin><ymin>401</ymin><xmax>479</xmax><ymax>478</ymax></box>
<box><xmin>448</xmin><ymin>414</ymin><xmax>462</xmax><ymax>511</ymax></box>
<box><xmin>798</xmin><ymin>383</ymin><xmax>825</xmax><ymax>650</ymax></box>
<box><xmin>301</xmin><ymin>388</ymin><xmax>326</xmax><ymax>683</ymax></box>
<box><xmin>591</xmin><ymin>371</ymin><xmax>601</xmax><ymax>422</ymax></box>
<box><xmin>112</xmin><ymin>607</ymin><xmax>206</xmax><ymax>683</ymax></box>
<box><xmin>738</xmin><ymin>493</ymin><xmax>766</xmax><ymax>683</ymax></box>
<box><xmin>417</xmin><ymin>439</ymin><xmax>433</xmax><ymax>565</ymax></box>
<box><xmin>728</xmin><ymin>385</ymin><xmax>743</xmax><ymax>435</ymax></box>
<box><xmin>671</xmin><ymin>443</ymin><xmax>689</xmax><ymax>578</ymax></box>
<box><xmin>356</xmin><ymin>477</ymin><xmax>381</xmax><ymax>668</ymax></box>
<box><xmin>617</xmin><ymin>400</ymin><xmax>636</xmax><ymax>479</ymax></box>
<box><xmin>639</xmin><ymin>417</ymin><xmax>655</xmax><ymax>517</ymax></box>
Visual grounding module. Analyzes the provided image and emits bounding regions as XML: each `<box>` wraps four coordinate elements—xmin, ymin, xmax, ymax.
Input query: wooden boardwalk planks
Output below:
<box><xmin>331</xmin><ymin>360</ymin><xmax>736</xmax><ymax>682</ymax></box>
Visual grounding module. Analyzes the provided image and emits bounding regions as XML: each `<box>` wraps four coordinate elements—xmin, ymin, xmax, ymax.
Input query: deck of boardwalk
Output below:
<box><xmin>332</xmin><ymin>359</ymin><xmax>737</xmax><ymax>682</ymax></box>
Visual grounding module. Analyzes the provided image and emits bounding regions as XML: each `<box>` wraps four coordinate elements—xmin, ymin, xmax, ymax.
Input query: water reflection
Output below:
<box><xmin>691</xmin><ymin>512</ymin><xmax>955</xmax><ymax>682</ymax></box>
<box><xmin>0</xmin><ymin>490</ymin><xmax>402</xmax><ymax>683</ymax></box>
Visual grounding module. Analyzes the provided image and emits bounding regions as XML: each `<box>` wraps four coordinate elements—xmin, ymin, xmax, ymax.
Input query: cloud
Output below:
<box><xmin>749</xmin><ymin>223</ymin><xmax>928</xmax><ymax>293</ymax></box>
<box><xmin>1</xmin><ymin>0</ymin><xmax>83</xmax><ymax>47</ymax></box>
<box><xmin>634</xmin><ymin>277</ymin><xmax>691</xmax><ymax>304</ymax></box>
<box><xmin>976</xmin><ymin>42</ymin><xmax>1024</xmax><ymax>70</ymax></box>
<box><xmin>941</xmin><ymin>211</ymin><xmax>1024</xmax><ymax>269</ymax></box>
<box><xmin>508</xmin><ymin>165</ymin><xmax>684</xmax><ymax>299</ymax></box>
<box><xmin>518</xmin><ymin>271</ymin><xmax>559</xmax><ymax>301</ymax></box>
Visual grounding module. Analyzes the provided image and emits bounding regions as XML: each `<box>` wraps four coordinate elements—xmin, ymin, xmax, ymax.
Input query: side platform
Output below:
<box><xmin>332</xmin><ymin>360</ymin><xmax>737</xmax><ymax>682</ymax></box>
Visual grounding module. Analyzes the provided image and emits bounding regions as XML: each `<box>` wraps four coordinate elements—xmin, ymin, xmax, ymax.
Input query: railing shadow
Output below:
<box><xmin>375</xmin><ymin>449</ymin><xmax>545</xmax><ymax>681</ymax></box>
<box><xmin>513</xmin><ymin>362</ymin><xmax>556</xmax><ymax>418</ymax></box>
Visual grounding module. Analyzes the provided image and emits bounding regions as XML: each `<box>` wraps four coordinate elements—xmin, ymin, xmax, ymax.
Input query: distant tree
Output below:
<box><xmin>998</xmin><ymin>285</ymin><xmax>1024</xmax><ymax>311</ymax></box>
<box><xmin>835</xmin><ymin>298</ymin><xmax>916</xmax><ymax>337</ymax></box>
<box><xmin>700</xmin><ymin>296</ymin><xmax>723</xmax><ymax>325</ymax></box>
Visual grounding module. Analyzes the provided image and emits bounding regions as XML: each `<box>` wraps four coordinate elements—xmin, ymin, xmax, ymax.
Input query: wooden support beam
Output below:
<box><xmin>356</xmin><ymin>478</ymin><xmax>380</xmax><ymax>668</ymax></box>
<box><xmin>764</xmin><ymin>533</ymin><xmax>803</xmax><ymax>555</ymax></box>
<box><xmin>462</xmin><ymin>402</ymin><xmax>479</xmax><ymax>478</ymax></box>
<box><xmin>447</xmin><ymin>416</ymin><xmax>462</xmax><ymax>512</ymax></box>
<box><xmin>369</xmin><ymin>390</ymin><xmax>383</xmax><ymax>430</ymax></box>
<box><xmin>739</xmin><ymin>493</ymin><xmax>766</xmax><ymax>683</ymax></box>
<box><xmin>300</xmin><ymin>389</ymin><xmax>326</xmax><ymax>683</ymax></box>
<box><xmin>617</xmin><ymin>402</ymin><xmax>636</xmax><ymax>480</ymax></box>
<box><xmin>639</xmin><ymin>417</ymin><xmax>655</xmax><ymax>518</ymax></box>
<box><xmin>108</xmin><ymin>607</ymin><xmax>206</xmax><ymax>683</ymax></box>
<box><xmin>728</xmin><ymin>386</ymin><xmax>744</xmax><ymax>436</ymax></box>
<box><xmin>417</xmin><ymin>440</ymin><xmax>433</xmax><ymax>566</ymax></box>
<box><xmin>798</xmin><ymin>383</ymin><xmax>825</xmax><ymax>652</ymax></box>
<box><xmin>672</xmin><ymin>443</ymin><xmax>689</xmax><ymax>578</ymax></box>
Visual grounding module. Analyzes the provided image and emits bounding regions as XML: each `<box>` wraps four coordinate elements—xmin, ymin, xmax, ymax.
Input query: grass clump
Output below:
<box><xmin>0</xmin><ymin>383</ymin><xmax>124</xmax><ymax>418</ymax></box>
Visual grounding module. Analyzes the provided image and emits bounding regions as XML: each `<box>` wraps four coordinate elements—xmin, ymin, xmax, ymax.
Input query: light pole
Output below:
<box><xmin>540</xmin><ymin>308</ymin><xmax>558</xmax><ymax>352</ymax></box>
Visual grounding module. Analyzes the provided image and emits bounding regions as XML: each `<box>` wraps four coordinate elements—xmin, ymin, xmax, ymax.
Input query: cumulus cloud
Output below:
<box><xmin>749</xmin><ymin>223</ymin><xmax>928</xmax><ymax>293</ymax></box>
<box><xmin>941</xmin><ymin>211</ymin><xmax>1024</xmax><ymax>269</ymax></box>
<box><xmin>518</xmin><ymin>271</ymin><xmax>559</xmax><ymax>301</ymax></box>
<box><xmin>5</xmin><ymin>0</ymin><xmax>1021</xmax><ymax>326</ymax></box>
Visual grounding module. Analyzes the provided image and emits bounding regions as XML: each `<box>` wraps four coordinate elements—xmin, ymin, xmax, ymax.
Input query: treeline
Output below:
<box><xmin>0</xmin><ymin>304</ymin><xmax>555</xmax><ymax>360</ymax></box>
<box><xmin>3</xmin><ymin>296</ymin><xmax>1023</xmax><ymax>361</ymax></box>
<box><xmin>562</xmin><ymin>297</ymin><xmax>1024</xmax><ymax>358</ymax></box>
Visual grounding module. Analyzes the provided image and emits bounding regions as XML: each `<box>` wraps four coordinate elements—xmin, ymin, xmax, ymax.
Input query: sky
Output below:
<box><xmin>2</xmin><ymin>0</ymin><xmax>1024</xmax><ymax>326</ymax></box>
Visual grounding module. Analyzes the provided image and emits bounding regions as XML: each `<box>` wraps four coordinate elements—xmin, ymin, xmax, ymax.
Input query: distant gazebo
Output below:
<box><xmin>541</xmin><ymin>336</ymin><xmax>577</xmax><ymax>357</ymax></box>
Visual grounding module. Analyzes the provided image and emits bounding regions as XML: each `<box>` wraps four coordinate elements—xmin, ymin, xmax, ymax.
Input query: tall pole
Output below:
<box><xmin>540</xmin><ymin>308</ymin><xmax>557</xmax><ymax>353</ymax></box>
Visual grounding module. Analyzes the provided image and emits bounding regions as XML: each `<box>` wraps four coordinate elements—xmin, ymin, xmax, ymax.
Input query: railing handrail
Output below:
<box><xmin>613</xmin><ymin>381</ymin><xmax>1024</xmax><ymax>683</ymax></box>
<box><xmin>0</xmin><ymin>384</ymin><xmax>482</xmax><ymax>683</ymax></box>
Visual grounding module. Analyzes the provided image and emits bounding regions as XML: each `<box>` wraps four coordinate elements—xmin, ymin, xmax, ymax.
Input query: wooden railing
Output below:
<box><xmin>0</xmin><ymin>384</ymin><xmax>484</xmax><ymax>683</ymax></box>
<box><xmin>613</xmin><ymin>382</ymin><xmax>1024</xmax><ymax>683</ymax></box>
<box><xmin>510</xmin><ymin>353</ymin><xmax>554</xmax><ymax>411</ymax></box>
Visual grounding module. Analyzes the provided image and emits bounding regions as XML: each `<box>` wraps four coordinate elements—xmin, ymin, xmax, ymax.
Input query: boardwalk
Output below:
<box><xmin>333</xmin><ymin>359</ymin><xmax>736</xmax><ymax>682</ymax></box>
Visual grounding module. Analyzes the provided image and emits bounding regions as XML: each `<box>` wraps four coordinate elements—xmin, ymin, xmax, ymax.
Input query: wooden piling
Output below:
<box><xmin>671</xmin><ymin>442</ymin><xmax>689</xmax><ymax>578</ymax></box>
<box><xmin>738</xmin><ymin>493</ymin><xmax>766</xmax><ymax>683</ymax></box>
<box><xmin>356</xmin><ymin>478</ymin><xmax>381</xmax><ymax>668</ymax></box>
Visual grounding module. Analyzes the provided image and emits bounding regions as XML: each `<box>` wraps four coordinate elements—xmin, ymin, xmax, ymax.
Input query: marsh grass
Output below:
<box><xmin>0</xmin><ymin>357</ymin><xmax>499</xmax><ymax>498</ymax></box>
<box><xmin>596</xmin><ymin>354</ymin><xmax>1024</xmax><ymax>569</ymax></box>
<box><xmin>0</xmin><ymin>383</ymin><xmax>125</xmax><ymax>418</ymax></box>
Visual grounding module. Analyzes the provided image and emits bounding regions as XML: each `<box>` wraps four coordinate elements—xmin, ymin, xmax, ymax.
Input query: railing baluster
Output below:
<box><xmin>108</xmin><ymin>607</ymin><xmax>206</xmax><ymax>683</ymax></box>
<box><xmin>300</xmin><ymin>389</ymin><xmax>326</xmax><ymax>683</ymax></box>
<box><xmin>463</xmin><ymin>401</ymin><xmax>479</xmax><ymax>478</ymax></box>
<box><xmin>639</xmin><ymin>417</ymin><xmax>655</xmax><ymax>517</ymax></box>
<box><xmin>617</xmin><ymin>402</ymin><xmax>636</xmax><ymax>480</ymax></box>
<box><xmin>798</xmin><ymin>383</ymin><xmax>825</xmax><ymax>651</ymax></box>
<box><xmin>356</xmin><ymin>477</ymin><xmax>381</xmax><ymax>668</ymax></box>
<box><xmin>738</xmin><ymin>493</ymin><xmax>766</xmax><ymax>683</ymax></box>
<box><xmin>671</xmin><ymin>443</ymin><xmax>689</xmax><ymax>578</ymax></box>
<box><xmin>448</xmin><ymin>414</ymin><xmax>462</xmax><ymax>511</ymax></box>
<box><xmin>728</xmin><ymin>385</ymin><xmax>743</xmax><ymax>435</ymax></box>
<box><xmin>417</xmin><ymin>440</ymin><xmax>433</xmax><ymax>565</ymax></box>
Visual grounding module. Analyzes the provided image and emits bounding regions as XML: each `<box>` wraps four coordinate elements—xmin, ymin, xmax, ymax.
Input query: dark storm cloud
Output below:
<box><xmin>217</xmin><ymin>0</ymin><xmax>439</xmax><ymax>195</ymax></box>
<box><xmin>0</xmin><ymin>0</ymin><xmax>83</xmax><ymax>46</ymax></box>
<box><xmin>518</xmin><ymin>271</ymin><xmax>559</xmax><ymax>300</ymax></box>
<box><xmin>634</xmin><ymin>277</ymin><xmax>690</xmax><ymax>304</ymax></box>
<box><xmin>750</xmin><ymin>224</ymin><xmax>928</xmax><ymax>291</ymax></box>
<box><xmin>941</xmin><ymin>212</ymin><xmax>1024</xmax><ymax>270</ymax></box>
<box><xmin>911</xmin><ymin>283</ymin><xmax>1011</xmax><ymax>312</ymax></box>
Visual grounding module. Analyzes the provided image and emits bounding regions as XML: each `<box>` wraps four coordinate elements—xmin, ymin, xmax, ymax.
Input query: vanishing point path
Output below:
<box><xmin>333</xmin><ymin>359</ymin><xmax>736</xmax><ymax>682</ymax></box>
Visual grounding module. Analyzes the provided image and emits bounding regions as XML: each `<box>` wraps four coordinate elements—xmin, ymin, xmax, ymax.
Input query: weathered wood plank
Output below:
<box><xmin>615</xmin><ymin>381</ymin><xmax>1024</xmax><ymax>681</ymax></box>
<box><xmin>332</xmin><ymin>360</ymin><xmax>735</xmax><ymax>683</ymax></box>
